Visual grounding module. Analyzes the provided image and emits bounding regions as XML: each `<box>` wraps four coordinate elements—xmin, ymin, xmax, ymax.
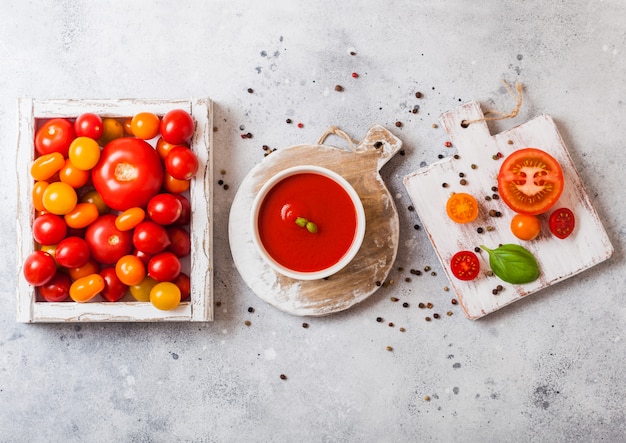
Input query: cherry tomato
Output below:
<box><xmin>147</xmin><ymin>193</ymin><xmax>182</xmax><ymax>225</ymax></box>
<box><xmin>69</xmin><ymin>273</ymin><xmax>105</xmax><ymax>302</ymax></box>
<box><xmin>55</xmin><ymin>236</ymin><xmax>91</xmax><ymax>269</ymax></box>
<box><xmin>68</xmin><ymin>136</ymin><xmax>101</xmax><ymax>170</ymax></box>
<box><xmin>42</xmin><ymin>182</ymin><xmax>77</xmax><ymax>215</ymax></box>
<box><xmin>39</xmin><ymin>245</ymin><xmax>57</xmax><ymax>262</ymax></box>
<box><xmin>85</xmin><ymin>214</ymin><xmax>133</xmax><ymax>265</ymax></box>
<box><xmin>498</xmin><ymin>148</ymin><xmax>564</xmax><ymax>215</ymax></box>
<box><xmin>160</xmin><ymin>109</ymin><xmax>195</xmax><ymax>145</ymax></box>
<box><xmin>173</xmin><ymin>194</ymin><xmax>191</xmax><ymax>225</ymax></box>
<box><xmin>156</xmin><ymin>137</ymin><xmax>181</xmax><ymax>159</ymax></box>
<box><xmin>23</xmin><ymin>251</ymin><xmax>57</xmax><ymax>286</ymax></box>
<box><xmin>91</xmin><ymin>137</ymin><xmax>163</xmax><ymax>211</ymax></box>
<box><xmin>115</xmin><ymin>207</ymin><xmax>145</xmax><ymax>231</ymax></box>
<box><xmin>80</xmin><ymin>190</ymin><xmax>109</xmax><ymax>215</ymax></box>
<box><xmin>148</xmin><ymin>252</ymin><xmax>181</xmax><ymax>282</ymax></box>
<box><xmin>115</xmin><ymin>255</ymin><xmax>146</xmax><ymax>286</ymax></box>
<box><xmin>68</xmin><ymin>259</ymin><xmax>100</xmax><ymax>281</ymax></box>
<box><xmin>150</xmin><ymin>282</ymin><xmax>181</xmax><ymax>310</ymax></box>
<box><xmin>97</xmin><ymin>118</ymin><xmax>124</xmax><ymax>146</ymax></box>
<box><xmin>38</xmin><ymin>271</ymin><xmax>71</xmax><ymax>302</ymax></box>
<box><xmin>64</xmin><ymin>203</ymin><xmax>99</xmax><ymax>229</ymax></box>
<box><xmin>133</xmin><ymin>248</ymin><xmax>153</xmax><ymax>266</ymax></box>
<box><xmin>31</xmin><ymin>152</ymin><xmax>65</xmax><ymax>181</ymax></box>
<box><xmin>131</xmin><ymin>112</ymin><xmax>160</xmax><ymax>140</ymax></box>
<box><xmin>32</xmin><ymin>181</ymin><xmax>49</xmax><ymax>212</ymax></box>
<box><xmin>450</xmin><ymin>251</ymin><xmax>480</xmax><ymax>281</ymax></box>
<box><xmin>59</xmin><ymin>159</ymin><xmax>90</xmax><ymax>188</ymax></box>
<box><xmin>510</xmin><ymin>213</ymin><xmax>541</xmax><ymax>241</ymax></box>
<box><xmin>163</xmin><ymin>172</ymin><xmax>190</xmax><ymax>194</ymax></box>
<box><xmin>446</xmin><ymin>193</ymin><xmax>479</xmax><ymax>224</ymax></box>
<box><xmin>549</xmin><ymin>207</ymin><xmax>575</xmax><ymax>239</ymax></box>
<box><xmin>165</xmin><ymin>146</ymin><xmax>199</xmax><ymax>180</ymax></box>
<box><xmin>167</xmin><ymin>226</ymin><xmax>191</xmax><ymax>258</ymax></box>
<box><xmin>173</xmin><ymin>272</ymin><xmax>190</xmax><ymax>301</ymax></box>
<box><xmin>32</xmin><ymin>213</ymin><xmax>67</xmax><ymax>245</ymax></box>
<box><xmin>129</xmin><ymin>276</ymin><xmax>158</xmax><ymax>302</ymax></box>
<box><xmin>122</xmin><ymin>118</ymin><xmax>134</xmax><ymax>135</ymax></box>
<box><xmin>74</xmin><ymin>113</ymin><xmax>103</xmax><ymax>140</ymax></box>
<box><xmin>133</xmin><ymin>221</ymin><xmax>171</xmax><ymax>254</ymax></box>
<box><xmin>35</xmin><ymin>118</ymin><xmax>76</xmax><ymax>157</ymax></box>
<box><xmin>100</xmin><ymin>267</ymin><xmax>128</xmax><ymax>302</ymax></box>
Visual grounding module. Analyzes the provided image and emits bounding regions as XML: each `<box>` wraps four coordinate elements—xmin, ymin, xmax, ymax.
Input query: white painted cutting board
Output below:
<box><xmin>403</xmin><ymin>101</ymin><xmax>613</xmax><ymax>319</ymax></box>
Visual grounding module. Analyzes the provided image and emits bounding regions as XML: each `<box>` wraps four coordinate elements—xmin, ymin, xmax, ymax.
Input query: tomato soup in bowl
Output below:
<box><xmin>251</xmin><ymin>165</ymin><xmax>366</xmax><ymax>280</ymax></box>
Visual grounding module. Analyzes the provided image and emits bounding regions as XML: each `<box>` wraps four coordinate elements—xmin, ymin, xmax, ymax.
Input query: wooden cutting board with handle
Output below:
<box><xmin>229</xmin><ymin>125</ymin><xmax>402</xmax><ymax>316</ymax></box>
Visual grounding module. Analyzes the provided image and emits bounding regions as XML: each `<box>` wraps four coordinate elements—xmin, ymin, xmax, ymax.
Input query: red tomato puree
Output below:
<box><xmin>258</xmin><ymin>173</ymin><xmax>358</xmax><ymax>273</ymax></box>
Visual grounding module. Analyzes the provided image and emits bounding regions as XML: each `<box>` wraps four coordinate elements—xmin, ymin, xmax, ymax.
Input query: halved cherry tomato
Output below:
<box><xmin>31</xmin><ymin>152</ymin><xmax>65</xmax><ymax>181</ymax></box>
<box><xmin>150</xmin><ymin>281</ymin><xmax>181</xmax><ymax>310</ymax></box>
<box><xmin>549</xmin><ymin>207</ymin><xmax>575</xmax><ymax>239</ymax></box>
<box><xmin>446</xmin><ymin>193</ymin><xmax>479</xmax><ymax>224</ymax></box>
<box><xmin>160</xmin><ymin>109</ymin><xmax>195</xmax><ymax>145</ymax></box>
<box><xmin>510</xmin><ymin>213</ymin><xmax>541</xmax><ymax>241</ymax></box>
<box><xmin>115</xmin><ymin>207</ymin><xmax>146</xmax><ymax>231</ymax></box>
<box><xmin>115</xmin><ymin>255</ymin><xmax>146</xmax><ymax>286</ymax></box>
<box><xmin>497</xmin><ymin>148</ymin><xmax>564</xmax><ymax>215</ymax></box>
<box><xmin>450</xmin><ymin>251</ymin><xmax>480</xmax><ymax>281</ymax></box>
<box><xmin>74</xmin><ymin>113</ymin><xmax>104</xmax><ymax>140</ymax></box>
<box><xmin>59</xmin><ymin>159</ymin><xmax>90</xmax><ymax>188</ymax></box>
<box><xmin>35</xmin><ymin>118</ymin><xmax>76</xmax><ymax>157</ymax></box>
<box><xmin>38</xmin><ymin>271</ymin><xmax>71</xmax><ymax>302</ymax></box>
<box><xmin>131</xmin><ymin>112</ymin><xmax>160</xmax><ymax>140</ymax></box>
<box><xmin>42</xmin><ymin>182</ymin><xmax>77</xmax><ymax>215</ymax></box>
<box><xmin>64</xmin><ymin>203</ymin><xmax>99</xmax><ymax>229</ymax></box>
<box><xmin>69</xmin><ymin>273</ymin><xmax>105</xmax><ymax>302</ymax></box>
<box><xmin>68</xmin><ymin>136</ymin><xmax>101</xmax><ymax>170</ymax></box>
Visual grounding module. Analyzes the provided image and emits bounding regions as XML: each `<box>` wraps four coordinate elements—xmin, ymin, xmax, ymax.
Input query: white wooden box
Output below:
<box><xmin>16</xmin><ymin>98</ymin><xmax>213</xmax><ymax>322</ymax></box>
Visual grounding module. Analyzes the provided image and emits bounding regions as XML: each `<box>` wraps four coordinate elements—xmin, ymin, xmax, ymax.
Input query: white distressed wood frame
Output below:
<box><xmin>16</xmin><ymin>98</ymin><xmax>213</xmax><ymax>322</ymax></box>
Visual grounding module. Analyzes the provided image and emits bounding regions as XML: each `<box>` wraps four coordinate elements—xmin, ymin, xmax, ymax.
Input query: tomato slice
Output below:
<box><xmin>549</xmin><ymin>207</ymin><xmax>575</xmax><ymax>239</ymax></box>
<box><xmin>450</xmin><ymin>251</ymin><xmax>480</xmax><ymax>281</ymax></box>
<box><xmin>497</xmin><ymin>148</ymin><xmax>564</xmax><ymax>215</ymax></box>
<box><xmin>446</xmin><ymin>193</ymin><xmax>479</xmax><ymax>224</ymax></box>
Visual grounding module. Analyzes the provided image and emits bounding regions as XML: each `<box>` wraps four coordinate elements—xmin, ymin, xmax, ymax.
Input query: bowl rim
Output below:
<box><xmin>250</xmin><ymin>165</ymin><xmax>366</xmax><ymax>281</ymax></box>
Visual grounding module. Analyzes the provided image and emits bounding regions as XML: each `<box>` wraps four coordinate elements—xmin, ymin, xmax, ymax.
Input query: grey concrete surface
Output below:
<box><xmin>1</xmin><ymin>1</ymin><xmax>624</xmax><ymax>442</ymax></box>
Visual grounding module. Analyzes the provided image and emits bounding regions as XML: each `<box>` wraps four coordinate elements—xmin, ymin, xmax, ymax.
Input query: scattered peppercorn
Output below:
<box><xmin>445</xmin><ymin>141</ymin><xmax>452</xmax><ymax>147</ymax></box>
<box><xmin>438</xmin><ymin>154</ymin><xmax>444</xmax><ymax>159</ymax></box>
<box><xmin>430</xmin><ymin>272</ymin><xmax>437</xmax><ymax>276</ymax></box>
<box><xmin>388</xmin><ymin>322</ymin><xmax>394</xmax><ymax>327</ymax></box>
<box><xmin>286</xmin><ymin>118</ymin><xmax>292</xmax><ymax>124</ymax></box>
<box><xmin>374</xmin><ymin>141</ymin><xmax>383</xmax><ymax>149</ymax></box>
<box><xmin>474</xmin><ymin>246</ymin><xmax>481</xmax><ymax>253</ymax></box>
<box><xmin>395</xmin><ymin>121</ymin><xmax>402</xmax><ymax>128</ymax></box>
<box><xmin>280</xmin><ymin>374</ymin><xmax>287</xmax><ymax>380</ymax></box>
<box><xmin>220</xmin><ymin>169</ymin><xmax>226</xmax><ymax>175</ymax></box>
<box><xmin>297</xmin><ymin>123</ymin><xmax>304</xmax><ymax>128</ymax></box>
<box><xmin>491</xmin><ymin>186</ymin><xmax>498</xmax><ymax>192</ymax></box>
<box><xmin>451</xmin><ymin>299</ymin><xmax>458</xmax><ymax>305</ymax></box>
<box><xmin>424</xmin><ymin>395</ymin><xmax>431</xmax><ymax>401</ymax></box>
<box><xmin>247</xmin><ymin>307</ymin><xmax>254</xmax><ymax>313</ymax></box>
<box><xmin>415</xmin><ymin>92</ymin><xmax>423</xmax><ymax>98</ymax></box>
<box><xmin>485</xmin><ymin>195</ymin><xmax>492</xmax><ymax>201</ymax></box>
<box><xmin>400</xmin><ymin>149</ymin><xmax>406</xmax><ymax>156</ymax></box>
<box><xmin>460</xmin><ymin>179</ymin><xmax>467</xmax><ymax>185</ymax></box>
<box><xmin>424</xmin><ymin>266</ymin><xmax>431</xmax><ymax>272</ymax></box>
<box><xmin>489</xmin><ymin>209</ymin><xmax>497</xmax><ymax>217</ymax></box>
<box><xmin>471</xmin><ymin>164</ymin><xmax>477</xmax><ymax>169</ymax></box>
<box><xmin>418</xmin><ymin>303</ymin><xmax>425</xmax><ymax>309</ymax></box>
<box><xmin>433</xmin><ymin>313</ymin><xmax>440</xmax><ymax>319</ymax></box>
<box><xmin>402</xmin><ymin>302</ymin><xmax>409</xmax><ymax>308</ymax></box>
<box><xmin>350</xmin><ymin>51</ymin><xmax>356</xmax><ymax>56</ymax></box>
<box><xmin>351</xmin><ymin>72</ymin><xmax>359</xmax><ymax>78</ymax></box>
<box><xmin>453</xmin><ymin>154</ymin><xmax>460</xmax><ymax>160</ymax></box>
<box><xmin>492</xmin><ymin>194</ymin><xmax>499</xmax><ymax>200</ymax></box>
<box><xmin>425</xmin><ymin>317</ymin><xmax>431</xmax><ymax>322</ymax></box>
<box><xmin>507</xmin><ymin>139</ymin><xmax>514</xmax><ymax>145</ymax></box>
<box><xmin>459</xmin><ymin>172</ymin><xmax>465</xmax><ymax>177</ymax></box>
<box><xmin>375</xmin><ymin>280</ymin><xmax>382</xmax><ymax>286</ymax></box>
<box><xmin>386</xmin><ymin>346</ymin><xmax>393</xmax><ymax>351</ymax></box>
<box><xmin>426</xmin><ymin>302</ymin><xmax>433</xmax><ymax>309</ymax></box>
<box><xmin>244</xmin><ymin>320</ymin><xmax>251</xmax><ymax>326</ymax></box>
<box><xmin>218</xmin><ymin>179</ymin><xmax>224</xmax><ymax>185</ymax></box>
<box><xmin>432</xmin><ymin>123</ymin><xmax>438</xmax><ymax>128</ymax></box>
<box><xmin>223</xmin><ymin>184</ymin><xmax>229</xmax><ymax>190</ymax></box>
<box><xmin>391</xmin><ymin>297</ymin><xmax>399</xmax><ymax>302</ymax></box>
<box><xmin>413</xmin><ymin>224</ymin><xmax>420</xmax><ymax>230</ymax></box>
<box><xmin>486</xmin><ymin>226</ymin><xmax>495</xmax><ymax>232</ymax></box>
<box><xmin>302</xmin><ymin>322</ymin><xmax>309</xmax><ymax>328</ymax></box>
<box><xmin>405</xmin><ymin>277</ymin><xmax>412</xmax><ymax>283</ymax></box>
<box><xmin>442</xmin><ymin>182</ymin><xmax>449</xmax><ymax>188</ymax></box>
<box><xmin>446</xmin><ymin>311</ymin><xmax>453</xmax><ymax>316</ymax></box>
<box><xmin>443</xmin><ymin>286</ymin><xmax>449</xmax><ymax>292</ymax></box>
<box><xmin>247</xmin><ymin>88</ymin><xmax>254</xmax><ymax>93</ymax></box>
<box><xmin>408</xmin><ymin>205</ymin><xmax>414</xmax><ymax>211</ymax></box>
<box><xmin>477</xmin><ymin>227</ymin><xmax>484</xmax><ymax>234</ymax></box>
<box><xmin>334</xmin><ymin>85</ymin><xmax>343</xmax><ymax>92</ymax></box>
<box><xmin>399</xmin><ymin>327</ymin><xmax>406</xmax><ymax>332</ymax></box>
<box><xmin>376</xmin><ymin>317</ymin><xmax>383</xmax><ymax>323</ymax></box>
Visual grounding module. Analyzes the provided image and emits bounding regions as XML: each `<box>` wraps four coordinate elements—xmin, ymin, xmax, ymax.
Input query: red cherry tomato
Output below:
<box><xmin>148</xmin><ymin>252</ymin><xmax>181</xmax><ymax>282</ymax></box>
<box><xmin>133</xmin><ymin>221</ymin><xmax>171</xmax><ymax>255</ymax></box>
<box><xmin>74</xmin><ymin>113</ymin><xmax>104</xmax><ymax>140</ymax></box>
<box><xmin>32</xmin><ymin>213</ymin><xmax>67</xmax><ymax>245</ymax></box>
<box><xmin>35</xmin><ymin>118</ymin><xmax>76</xmax><ymax>157</ymax></box>
<box><xmin>173</xmin><ymin>272</ymin><xmax>190</xmax><ymax>301</ymax></box>
<box><xmin>450</xmin><ymin>251</ymin><xmax>480</xmax><ymax>281</ymax></box>
<box><xmin>549</xmin><ymin>208</ymin><xmax>575</xmax><ymax>239</ymax></box>
<box><xmin>55</xmin><ymin>236</ymin><xmax>91</xmax><ymax>269</ymax></box>
<box><xmin>38</xmin><ymin>272</ymin><xmax>71</xmax><ymax>302</ymax></box>
<box><xmin>91</xmin><ymin>138</ymin><xmax>163</xmax><ymax>211</ymax></box>
<box><xmin>165</xmin><ymin>146</ymin><xmax>199</xmax><ymax>180</ymax></box>
<box><xmin>84</xmin><ymin>214</ymin><xmax>133</xmax><ymax>265</ymax></box>
<box><xmin>100</xmin><ymin>267</ymin><xmax>128</xmax><ymax>302</ymax></box>
<box><xmin>173</xmin><ymin>194</ymin><xmax>191</xmax><ymax>225</ymax></box>
<box><xmin>160</xmin><ymin>109</ymin><xmax>195</xmax><ymax>145</ymax></box>
<box><xmin>167</xmin><ymin>226</ymin><xmax>191</xmax><ymax>258</ymax></box>
<box><xmin>23</xmin><ymin>251</ymin><xmax>57</xmax><ymax>286</ymax></box>
<box><xmin>147</xmin><ymin>193</ymin><xmax>182</xmax><ymax>225</ymax></box>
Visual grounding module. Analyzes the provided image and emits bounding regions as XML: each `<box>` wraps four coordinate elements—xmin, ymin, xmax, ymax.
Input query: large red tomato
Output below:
<box><xmin>91</xmin><ymin>138</ymin><xmax>163</xmax><ymax>211</ymax></box>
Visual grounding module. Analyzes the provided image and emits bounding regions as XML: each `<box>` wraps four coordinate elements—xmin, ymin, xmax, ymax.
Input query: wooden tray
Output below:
<box><xmin>403</xmin><ymin>101</ymin><xmax>613</xmax><ymax>319</ymax></box>
<box><xmin>229</xmin><ymin>125</ymin><xmax>402</xmax><ymax>316</ymax></box>
<box><xmin>16</xmin><ymin>98</ymin><xmax>213</xmax><ymax>322</ymax></box>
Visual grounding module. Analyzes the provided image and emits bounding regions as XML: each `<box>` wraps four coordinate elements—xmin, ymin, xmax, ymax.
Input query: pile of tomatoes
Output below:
<box><xmin>23</xmin><ymin>109</ymin><xmax>199</xmax><ymax>310</ymax></box>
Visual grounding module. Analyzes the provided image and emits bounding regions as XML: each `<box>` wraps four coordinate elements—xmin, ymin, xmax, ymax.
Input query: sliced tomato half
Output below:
<box><xmin>497</xmin><ymin>148</ymin><xmax>564</xmax><ymax>215</ymax></box>
<box><xmin>450</xmin><ymin>251</ymin><xmax>480</xmax><ymax>281</ymax></box>
<box><xmin>549</xmin><ymin>207</ymin><xmax>575</xmax><ymax>239</ymax></box>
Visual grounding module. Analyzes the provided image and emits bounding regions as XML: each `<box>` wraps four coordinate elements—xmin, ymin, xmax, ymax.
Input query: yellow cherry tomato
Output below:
<box><xmin>115</xmin><ymin>207</ymin><xmax>145</xmax><ymax>231</ymax></box>
<box><xmin>80</xmin><ymin>190</ymin><xmax>109</xmax><ymax>215</ymax></box>
<box><xmin>32</xmin><ymin>181</ymin><xmax>50</xmax><ymax>212</ymax></box>
<box><xmin>97</xmin><ymin>118</ymin><xmax>124</xmax><ymax>146</ymax></box>
<box><xmin>39</xmin><ymin>244</ymin><xmax>57</xmax><ymax>263</ymax></box>
<box><xmin>68</xmin><ymin>259</ymin><xmax>100</xmax><ymax>281</ymax></box>
<box><xmin>42</xmin><ymin>182</ymin><xmax>77</xmax><ymax>215</ymax></box>
<box><xmin>115</xmin><ymin>255</ymin><xmax>146</xmax><ymax>286</ymax></box>
<box><xmin>510</xmin><ymin>213</ymin><xmax>542</xmax><ymax>241</ymax></box>
<box><xmin>69</xmin><ymin>273</ymin><xmax>105</xmax><ymax>302</ymax></box>
<box><xmin>64</xmin><ymin>202</ymin><xmax>99</xmax><ymax>229</ymax></box>
<box><xmin>129</xmin><ymin>276</ymin><xmax>158</xmax><ymax>302</ymax></box>
<box><xmin>58</xmin><ymin>158</ymin><xmax>90</xmax><ymax>188</ymax></box>
<box><xmin>31</xmin><ymin>152</ymin><xmax>65</xmax><ymax>181</ymax></box>
<box><xmin>68</xmin><ymin>136</ymin><xmax>101</xmax><ymax>170</ymax></box>
<box><xmin>131</xmin><ymin>112</ymin><xmax>160</xmax><ymax>140</ymax></box>
<box><xmin>150</xmin><ymin>281</ymin><xmax>181</xmax><ymax>310</ymax></box>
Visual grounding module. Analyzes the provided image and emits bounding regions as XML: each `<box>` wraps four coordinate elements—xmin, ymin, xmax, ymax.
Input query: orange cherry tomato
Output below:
<box><xmin>31</xmin><ymin>152</ymin><xmax>65</xmax><ymax>181</ymax></box>
<box><xmin>97</xmin><ymin>118</ymin><xmax>124</xmax><ymax>146</ymax></box>
<box><xmin>42</xmin><ymin>182</ymin><xmax>77</xmax><ymax>215</ymax></box>
<box><xmin>69</xmin><ymin>273</ymin><xmax>105</xmax><ymax>302</ymax></box>
<box><xmin>32</xmin><ymin>181</ymin><xmax>50</xmax><ymax>212</ymax></box>
<box><xmin>163</xmin><ymin>172</ymin><xmax>190</xmax><ymax>194</ymax></box>
<box><xmin>59</xmin><ymin>158</ymin><xmax>90</xmax><ymax>188</ymax></box>
<box><xmin>131</xmin><ymin>112</ymin><xmax>160</xmax><ymax>140</ymax></box>
<box><xmin>510</xmin><ymin>213</ymin><xmax>541</xmax><ymax>241</ymax></box>
<box><xmin>115</xmin><ymin>255</ymin><xmax>146</xmax><ymax>286</ymax></box>
<box><xmin>115</xmin><ymin>207</ymin><xmax>145</xmax><ymax>231</ymax></box>
<box><xmin>68</xmin><ymin>259</ymin><xmax>100</xmax><ymax>280</ymax></box>
<box><xmin>150</xmin><ymin>282</ymin><xmax>181</xmax><ymax>310</ymax></box>
<box><xmin>156</xmin><ymin>137</ymin><xmax>182</xmax><ymax>159</ymax></box>
<box><xmin>446</xmin><ymin>193</ymin><xmax>479</xmax><ymax>224</ymax></box>
<box><xmin>64</xmin><ymin>202</ymin><xmax>99</xmax><ymax>229</ymax></box>
<box><xmin>123</xmin><ymin>118</ymin><xmax>134</xmax><ymax>135</ymax></box>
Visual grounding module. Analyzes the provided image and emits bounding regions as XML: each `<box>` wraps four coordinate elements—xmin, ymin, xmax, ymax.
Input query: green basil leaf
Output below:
<box><xmin>480</xmin><ymin>244</ymin><xmax>540</xmax><ymax>284</ymax></box>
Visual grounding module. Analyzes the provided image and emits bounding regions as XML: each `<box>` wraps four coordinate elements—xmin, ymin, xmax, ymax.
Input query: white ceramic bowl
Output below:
<box><xmin>250</xmin><ymin>165</ymin><xmax>366</xmax><ymax>280</ymax></box>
